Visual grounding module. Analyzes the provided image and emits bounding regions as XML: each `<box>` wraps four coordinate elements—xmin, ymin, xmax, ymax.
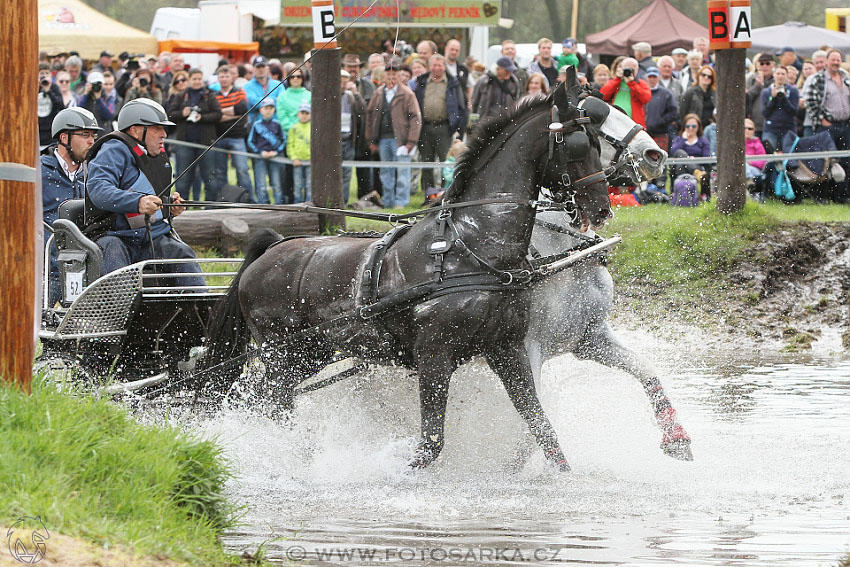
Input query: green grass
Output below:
<box><xmin>0</xmin><ymin>375</ymin><xmax>242</xmax><ymax>565</ymax></box>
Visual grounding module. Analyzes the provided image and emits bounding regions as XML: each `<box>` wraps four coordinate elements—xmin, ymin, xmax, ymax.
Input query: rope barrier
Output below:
<box><xmin>164</xmin><ymin>138</ymin><xmax>850</xmax><ymax>170</ymax></box>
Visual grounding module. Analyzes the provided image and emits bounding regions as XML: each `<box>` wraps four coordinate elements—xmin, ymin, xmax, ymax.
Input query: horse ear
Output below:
<box><xmin>565</xmin><ymin>66</ymin><xmax>581</xmax><ymax>104</ymax></box>
<box><xmin>552</xmin><ymin>81</ymin><xmax>574</xmax><ymax>119</ymax></box>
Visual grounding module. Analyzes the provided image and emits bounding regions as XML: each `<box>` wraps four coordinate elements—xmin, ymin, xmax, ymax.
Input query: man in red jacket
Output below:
<box><xmin>599</xmin><ymin>57</ymin><xmax>651</xmax><ymax>127</ymax></box>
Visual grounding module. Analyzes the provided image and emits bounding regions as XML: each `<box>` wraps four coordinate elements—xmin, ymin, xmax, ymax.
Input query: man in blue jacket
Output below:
<box><xmin>85</xmin><ymin>99</ymin><xmax>204</xmax><ymax>287</ymax></box>
<box><xmin>42</xmin><ymin>108</ymin><xmax>101</xmax><ymax>306</ymax></box>
<box><xmin>412</xmin><ymin>54</ymin><xmax>468</xmax><ymax>192</ymax></box>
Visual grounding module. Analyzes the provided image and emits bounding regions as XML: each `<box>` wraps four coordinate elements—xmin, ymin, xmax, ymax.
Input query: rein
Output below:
<box><xmin>161</xmin><ymin>197</ymin><xmax>576</xmax><ymax>225</ymax></box>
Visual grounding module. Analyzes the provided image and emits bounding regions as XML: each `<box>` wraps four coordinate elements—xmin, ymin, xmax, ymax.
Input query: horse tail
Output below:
<box><xmin>201</xmin><ymin>228</ymin><xmax>283</xmax><ymax>387</ymax></box>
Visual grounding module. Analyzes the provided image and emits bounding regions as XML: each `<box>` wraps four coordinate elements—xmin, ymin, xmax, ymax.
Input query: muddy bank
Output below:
<box><xmin>614</xmin><ymin>222</ymin><xmax>850</xmax><ymax>352</ymax></box>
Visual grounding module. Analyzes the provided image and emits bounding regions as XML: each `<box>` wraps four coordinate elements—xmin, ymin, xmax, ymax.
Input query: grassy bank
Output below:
<box><xmin>0</xmin><ymin>375</ymin><xmax>241</xmax><ymax>566</ymax></box>
<box><xmin>597</xmin><ymin>200</ymin><xmax>850</xmax><ymax>301</ymax></box>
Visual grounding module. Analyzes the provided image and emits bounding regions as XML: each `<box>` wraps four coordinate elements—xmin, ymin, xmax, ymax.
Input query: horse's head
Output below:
<box><xmin>540</xmin><ymin>71</ymin><xmax>612</xmax><ymax>231</ymax></box>
<box><xmin>578</xmin><ymin>95</ymin><xmax>667</xmax><ymax>182</ymax></box>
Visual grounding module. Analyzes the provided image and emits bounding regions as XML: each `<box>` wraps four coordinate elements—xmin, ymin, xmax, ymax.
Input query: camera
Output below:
<box><xmin>623</xmin><ymin>68</ymin><xmax>633</xmax><ymax>78</ymax></box>
<box><xmin>91</xmin><ymin>82</ymin><xmax>102</xmax><ymax>93</ymax></box>
<box><xmin>40</xmin><ymin>77</ymin><xmax>50</xmax><ymax>87</ymax></box>
<box><xmin>139</xmin><ymin>77</ymin><xmax>149</xmax><ymax>87</ymax></box>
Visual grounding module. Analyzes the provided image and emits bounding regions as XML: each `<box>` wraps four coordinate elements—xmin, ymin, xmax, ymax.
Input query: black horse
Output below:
<box><xmin>203</xmin><ymin>76</ymin><xmax>612</xmax><ymax>471</ymax></box>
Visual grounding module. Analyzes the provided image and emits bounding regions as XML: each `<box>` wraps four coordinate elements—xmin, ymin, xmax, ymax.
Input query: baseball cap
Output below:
<box><xmin>562</xmin><ymin>38</ymin><xmax>576</xmax><ymax>49</ymax></box>
<box><xmin>253</xmin><ymin>55</ymin><xmax>269</xmax><ymax>67</ymax></box>
<box><xmin>259</xmin><ymin>98</ymin><xmax>275</xmax><ymax>108</ymax></box>
<box><xmin>558</xmin><ymin>65</ymin><xmax>570</xmax><ymax>74</ymax></box>
<box><xmin>757</xmin><ymin>52</ymin><xmax>775</xmax><ymax>63</ymax></box>
<box><xmin>672</xmin><ymin>48</ymin><xmax>688</xmax><ymax>56</ymax></box>
<box><xmin>776</xmin><ymin>46</ymin><xmax>795</xmax><ymax>55</ymax></box>
<box><xmin>299</xmin><ymin>103</ymin><xmax>311</xmax><ymax>113</ymax></box>
<box><xmin>99</xmin><ymin>50</ymin><xmax>113</xmax><ymax>58</ymax></box>
<box><xmin>632</xmin><ymin>41</ymin><xmax>652</xmax><ymax>52</ymax></box>
<box><xmin>87</xmin><ymin>71</ymin><xmax>105</xmax><ymax>84</ymax></box>
<box><xmin>645</xmin><ymin>66</ymin><xmax>660</xmax><ymax>77</ymax></box>
<box><xmin>496</xmin><ymin>56</ymin><xmax>518</xmax><ymax>72</ymax></box>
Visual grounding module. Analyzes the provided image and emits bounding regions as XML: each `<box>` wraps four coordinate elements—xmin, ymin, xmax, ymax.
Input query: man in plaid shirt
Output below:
<box><xmin>805</xmin><ymin>49</ymin><xmax>850</xmax><ymax>203</ymax></box>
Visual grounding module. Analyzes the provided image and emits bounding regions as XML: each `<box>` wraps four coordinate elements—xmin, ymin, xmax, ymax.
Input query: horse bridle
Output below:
<box><xmin>544</xmin><ymin>107</ymin><xmax>609</xmax><ymax>200</ymax></box>
<box><xmin>577</xmin><ymin>96</ymin><xmax>646</xmax><ymax>182</ymax></box>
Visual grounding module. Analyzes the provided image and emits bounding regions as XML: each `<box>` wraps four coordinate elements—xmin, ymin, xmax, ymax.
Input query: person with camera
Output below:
<box><xmin>42</xmin><ymin>108</ymin><xmax>101</xmax><ymax>306</ymax></box>
<box><xmin>125</xmin><ymin>68</ymin><xmax>163</xmax><ymax>106</ymax></box>
<box><xmin>78</xmin><ymin>71</ymin><xmax>121</xmax><ymax>133</ymax></box>
<box><xmin>85</xmin><ymin>99</ymin><xmax>204</xmax><ymax>287</ymax></box>
<box><xmin>167</xmin><ymin>68</ymin><xmax>222</xmax><ymax>201</ymax></box>
<box><xmin>760</xmin><ymin>65</ymin><xmax>800</xmax><ymax>152</ymax></box>
<box><xmin>599</xmin><ymin>57</ymin><xmax>651</xmax><ymax>127</ymax></box>
<box><xmin>38</xmin><ymin>62</ymin><xmax>65</xmax><ymax>146</ymax></box>
<box><xmin>115</xmin><ymin>53</ymin><xmax>146</xmax><ymax>98</ymax></box>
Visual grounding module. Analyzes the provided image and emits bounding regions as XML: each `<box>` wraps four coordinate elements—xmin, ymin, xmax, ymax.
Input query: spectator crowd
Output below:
<box><xmin>37</xmin><ymin>35</ymin><xmax>850</xmax><ymax>209</ymax></box>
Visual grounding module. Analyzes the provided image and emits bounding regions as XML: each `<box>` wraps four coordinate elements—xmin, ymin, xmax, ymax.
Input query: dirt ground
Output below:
<box><xmin>616</xmin><ymin>222</ymin><xmax>850</xmax><ymax>352</ymax></box>
<box><xmin>1</xmin><ymin>527</ymin><xmax>187</xmax><ymax>567</ymax></box>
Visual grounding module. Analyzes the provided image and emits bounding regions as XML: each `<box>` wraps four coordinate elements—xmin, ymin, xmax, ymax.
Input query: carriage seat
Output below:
<box><xmin>52</xmin><ymin>200</ymin><xmax>103</xmax><ymax>304</ymax></box>
<box><xmin>58</xmin><ymin>198</ymin><xmax>86</xmax><ymax>228</ymax></box>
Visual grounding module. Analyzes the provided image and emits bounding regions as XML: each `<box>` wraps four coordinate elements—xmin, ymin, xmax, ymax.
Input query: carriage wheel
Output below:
<box><xmin>34</xmin><ymin>352</ymin><xmax>98</xmax><ymax>391</ymax></box>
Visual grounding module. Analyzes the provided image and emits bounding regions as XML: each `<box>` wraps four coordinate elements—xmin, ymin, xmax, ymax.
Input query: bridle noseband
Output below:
<box><xmin>577</xmin><ymin>95</ymin><xmax>646</xmax><ymax>182</ymax></box>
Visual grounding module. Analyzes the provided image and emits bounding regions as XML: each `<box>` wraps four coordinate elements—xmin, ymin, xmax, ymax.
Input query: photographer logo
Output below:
<box><xmin>6</xmin><ymin>517</ymin><xmax>49</xmax><ymax>564</ymax></box>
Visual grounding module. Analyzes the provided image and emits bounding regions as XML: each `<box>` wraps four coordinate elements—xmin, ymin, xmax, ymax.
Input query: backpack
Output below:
<box><xmin>671</xmin><ymin>174</ymin><xmax>699</xmax><ymax>207</ymax></box>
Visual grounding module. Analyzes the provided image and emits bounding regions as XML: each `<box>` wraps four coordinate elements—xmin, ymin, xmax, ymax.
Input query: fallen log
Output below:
<box><xmin>172</xmin><ymin>208</ymin><xmax>320</xmax><ymax>252</ymax></box>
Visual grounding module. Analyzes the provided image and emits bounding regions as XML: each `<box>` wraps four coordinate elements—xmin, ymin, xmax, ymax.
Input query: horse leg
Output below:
<box><xmin>505</xmin><ymin>338</ymin><xmax>546</xmax><ymax>472</ymax></box>
<box><xmin>576</xmin><ymin>322</ymin><xmax>693</xmax><ymax>461</ymax></box>
<box><xmin>409</xmin><ymin>352</ymin><xmax>456</xmax><ymax>469</ymax></box>
<box><xmin>486</xmin><ymin>344</ymin><xmax>570</xmax><ymax>472</ymax></box>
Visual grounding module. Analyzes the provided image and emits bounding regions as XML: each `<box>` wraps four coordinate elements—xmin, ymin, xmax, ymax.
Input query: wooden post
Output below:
<box><xmin>310</xmin><ymin>0</ymin><xmax>344</xmax><ymax>231</ymax></box>
<box><xmin>0</xmin><ymin>0</ymin><xmax>38</xmax><ymax>391</ymax></box>
<box><xmin>570</xmin><ymin>0</ymin><xmax>579</xmax><ymax>40</ymax></box>
<box><xmin>714</xmin><ymin>48</ymin><xmax>747</xmax><ymax>213</ymax></box>
<box><xmin>311</xmin><ymin>48</ymin><xmax>344</xmax><ymax>231</ymax></box>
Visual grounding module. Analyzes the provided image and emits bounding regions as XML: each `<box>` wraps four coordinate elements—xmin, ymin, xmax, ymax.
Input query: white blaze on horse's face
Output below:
<box><xmin>597</xmin><ymin>105</ymin><xmax>667</xmax><ymax>181</ymax></box>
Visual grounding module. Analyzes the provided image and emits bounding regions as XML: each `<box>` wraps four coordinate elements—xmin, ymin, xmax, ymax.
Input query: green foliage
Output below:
<box><xmin>0</xmin><ymin>375</ymin><xmax>241</xmax><ymax>565</ymax></box>
<box><xmin>80</xmin><ymin>0</ymin><xmax>196</xmax><ymax>33</ymax></box>
<box><xmin>496</xmin><ymin>0</ymin><xmax>837</xmax><ymax>48</ymax></box>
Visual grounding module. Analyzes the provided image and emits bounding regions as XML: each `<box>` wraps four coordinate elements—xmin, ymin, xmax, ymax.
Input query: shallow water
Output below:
<box><xmin>189</xmin><ymin>329</ymin><xmax>850</xmax><ymax>565</ymax></box>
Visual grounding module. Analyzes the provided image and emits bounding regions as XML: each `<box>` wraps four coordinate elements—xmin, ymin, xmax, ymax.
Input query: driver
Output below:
<box><xmin>85</xmin><ymin>99</ymin><xmax>204</xmax><ymax>287</ymax></box>
<box><xmin>42</xmin><ymin>107</ymin><xmax>101</xmax><ymax>306</ymax></box>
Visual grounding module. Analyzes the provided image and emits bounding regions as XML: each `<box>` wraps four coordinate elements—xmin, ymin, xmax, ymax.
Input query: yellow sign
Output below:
<box><xmin>281</xmin><ymin>0</ymin><xmax>501</xmax><ymax>27</ymax></box>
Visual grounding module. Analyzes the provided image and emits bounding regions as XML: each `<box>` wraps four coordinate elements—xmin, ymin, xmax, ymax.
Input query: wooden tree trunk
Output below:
<box><xmin>0</xmin><ymin>0</ymin><xmax>37</xmax><ymax>391</ymax></box>
<box><xmin>715</xmin><ymin>48</ymin><xmax>747</xmax><ymax>214</ymax></box>
<box><xmin>171</xmin><ymin>209</ymin><xmax>320</xmax><ymax>252</ymax></box>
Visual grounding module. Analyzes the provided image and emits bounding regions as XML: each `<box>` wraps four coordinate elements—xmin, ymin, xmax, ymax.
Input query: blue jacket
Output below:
<box><xmin>247</xmin><ymin>118</ymin><xmax>286</xmax><ymax>154</ymax></box>
<box><xmin>645</xmin><ymin>86</ymin><xmax>679</xmax><ymax>137</ymax></box>
<box><xmin>412</xmin><ymin>72</ymin><xmax>468</xmax><ymax>136</ymax></box>
<box><xmin>86</xmin><ymin>139</ymin><xmax>171</xmax><ymax>242</ymax></box>
<box><xmin>243</xmin><ymin>77</ymin><xmax>284</xmax><ymax>122</ymax></box>
<box><xmin>41</xmin><ymin>147</ymin><xmax>85</xmax><ymax>226</ymax></box>
<box><xmin>761</xmin><ymin>84</ymin><xmax>800</xmax><ymax>134</ymax></box>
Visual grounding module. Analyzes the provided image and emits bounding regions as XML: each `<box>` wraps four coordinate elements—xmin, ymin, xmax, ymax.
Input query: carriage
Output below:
<box><xmin>37</xmin><ymin>198</ymin><xmax>242</xmax><ymax>395</ymax></box>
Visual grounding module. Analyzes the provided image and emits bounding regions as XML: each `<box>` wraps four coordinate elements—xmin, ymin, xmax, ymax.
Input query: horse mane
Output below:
<box><xmin>444</xmin><ymin>93</ymin><xmax>554</xmax><ymax>201</ymax></box>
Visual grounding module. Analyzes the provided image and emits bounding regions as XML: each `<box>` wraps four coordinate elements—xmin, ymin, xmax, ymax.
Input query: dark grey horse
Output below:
<box><xmin>203</xmin><ymin>78</ymin><xmax>612</xmax><ymax>471</ymax></box>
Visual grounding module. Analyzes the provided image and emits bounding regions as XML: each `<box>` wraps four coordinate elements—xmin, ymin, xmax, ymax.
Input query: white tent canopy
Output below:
<box><xmin>750</xmin><ymin>21</ymin><xmax>850</xmax><ymax>58</ymax></box>
<box><xmin>39</xmin><ymin>0</ymin><xmax>159</xmax><ymax>59</ymax></box>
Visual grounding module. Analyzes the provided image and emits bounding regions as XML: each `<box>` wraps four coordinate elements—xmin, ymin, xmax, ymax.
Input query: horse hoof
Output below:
<box><xmin>409</xmin><ymin>442</ymin><xmax>442</xmax><ymax>469</ymax></box>
<box><xmin>545</xmin><ymin>449</ymin><xmax>572</xmax><ymax>472</ymax></box>
<box><xmin>661</xmin><ymin>439</ymin><xmax>693</xmax><ymax>461</ymax></box>
<box><xmin>552</xmin><ymin>458</ymin><xmax>572</xmax><ymax>472</ymax></box>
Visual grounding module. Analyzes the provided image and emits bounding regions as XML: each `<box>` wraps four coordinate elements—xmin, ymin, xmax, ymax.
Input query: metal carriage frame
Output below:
<box><xmin>38</xmin><ymin>204</ymin><xmax>242</xmax><ymax>394</ymax></box>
